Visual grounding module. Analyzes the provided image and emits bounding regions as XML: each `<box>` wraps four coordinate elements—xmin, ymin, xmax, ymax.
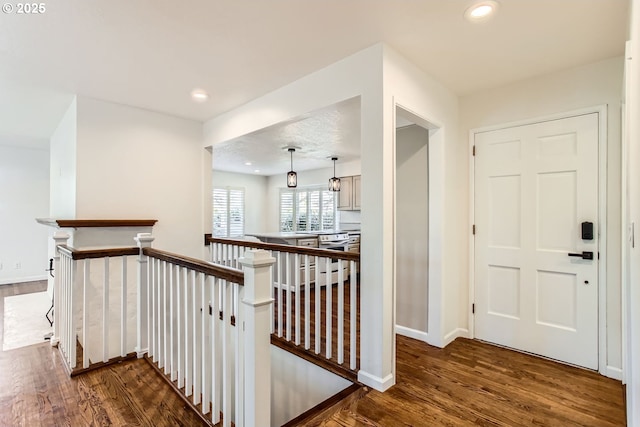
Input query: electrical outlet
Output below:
<box><xmin>15</xmin><ymin>262</ymin><xmax>21</xmax><ymax>270</ymax></box>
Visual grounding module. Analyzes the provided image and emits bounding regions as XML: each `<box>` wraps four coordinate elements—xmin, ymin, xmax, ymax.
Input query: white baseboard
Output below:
<box><xmin>395</xmin><ymin>325</ymin><xmax>429</xmax><ymax>343</ymax></box>
<box><xmin>0</xmin><ymin>275</ymin><xmax>47</xmax><ymax>286</ymax></box>
<box><xmin>443</xmin><ymin>327</ymin><xmax>470</xmax><ymax>347</ymax></box>
<box><xmin>604</xmin><ymin>365</ymin><xmax>623</xmax><ymax>381</ymax></box>
<box><xmin>357</xmin><ymin>370</ymin><xmax>395</xmax><ymax>392</ymax></box>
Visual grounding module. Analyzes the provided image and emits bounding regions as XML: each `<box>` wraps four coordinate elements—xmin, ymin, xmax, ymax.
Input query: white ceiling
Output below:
<box><xmin>0</xmin><ymin>0</ymin><xmax>629</xmax><ymax>159</ymax></box>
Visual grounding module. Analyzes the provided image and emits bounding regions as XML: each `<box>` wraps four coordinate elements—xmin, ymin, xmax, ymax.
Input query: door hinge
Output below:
<box><xmin>472</xmin><ymin>303</ymin><xmax>475</xmax><ymax>314</ymax></box>
<box><xmin>472</xmin><ymin>224</ymin><xmax>476</xmax><ymax>235</ymax></box>
<box><xmin>472</xmin><ymin>145</ymin><xmax>476</xmax><ymax>156</ymax></box>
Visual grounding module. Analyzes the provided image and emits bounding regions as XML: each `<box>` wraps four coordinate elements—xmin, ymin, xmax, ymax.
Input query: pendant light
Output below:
<box><xmin>329</xmin><ymin>156</ymin><xmax>341</xmax><ymax>191</ymax></box>
<box><xmin>287</xmin><ymin>148</ymin><xmax>297</xmax><ymax>188</ymax></box>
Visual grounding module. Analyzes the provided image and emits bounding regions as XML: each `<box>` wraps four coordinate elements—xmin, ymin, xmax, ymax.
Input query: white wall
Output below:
<box><xmin>74</xmin><ymin>97</ymin><xmax>206</xmax><ymax>258</ymax></box>
<box><xmin>49</xmin><ymin>98</ymin><xmax>77</xmax><ymax>218</ymax></box>
<box><xmin>383</xmin><ymin>46</ymin><xmax>461</xmax><ymax>351</ymax></box>
<box><xmin>0</xmin><ymin>144</ymin><xmax>50</xmax><ymax>284</ymax></box>
<box><xmin>460</xmin><ymin>57</ymin><xmax>624</xmax><ymax>374</ymax></box>
<box><xmin>625</xmin><ymin>0</ymin><xmax>640</xmax><ymax>422</ymax></box>
<box><xmin>204</xmin><ymin>44</ymin><xmax>460</xmax><ymax>391</ymax></box>
<box><xmin>204</xmin><ymin>44</ymin><xmax>394</xmax><ymax>390</ymax></box>
<box><xmin>395</xmin><ymin>125</ymin><xmax>429</xmax><ymax>337</ymax></box>
<box><xmin>271</xmin><ymin>346</ymin><xmax>351</xmax><ymax>426</ymax></box>
<box><xmin>212</xmin><ymin>170</ymin><xmax>269</xmax><ymax>233</ymax></box>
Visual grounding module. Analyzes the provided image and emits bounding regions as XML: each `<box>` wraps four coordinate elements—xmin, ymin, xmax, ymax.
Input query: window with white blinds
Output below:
<box><xmin>213</xmin><ymin>187</ymin><xmax>245</xmax><ymax>237</ymax></box>
<box><xmin>280</xmin><ymin>186</ymin><xmax>336</xmax><ymax>232</ymax></box>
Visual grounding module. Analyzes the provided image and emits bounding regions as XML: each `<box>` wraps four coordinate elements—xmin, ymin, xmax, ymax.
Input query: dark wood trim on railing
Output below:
<box><xmin>271</xmin><ymin>336</ymin><xmax>358</xmax><ymax>382</ymax></box>
<box><xmin>281</xmin><ymin>383</ymin><xmax>364</xmax><ymax>427</ymax></box>
<box><xmin>37</xmin><ymin>218</ymin><xmax>157</xmax><ymax>228</ymax></box>
<box><xmin>57</xmin><ymin>245</ymin><xmax>140</xmax><ymax>260</ymax></box>
<box><xmin>208</xmin><ymin>237</ymin><xmax>360</xmax><ymax>262</ymax></box>
<box><xmin>143</xmin><ymin>247</ymin><xmax>245</xmax><ymax>285</ymax></box>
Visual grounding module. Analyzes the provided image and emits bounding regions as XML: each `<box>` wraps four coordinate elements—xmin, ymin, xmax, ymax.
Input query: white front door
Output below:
<box><xmin>474</xmin><ymin>113</ymin><xmax>599</xmax><ymax>369</ymax></box>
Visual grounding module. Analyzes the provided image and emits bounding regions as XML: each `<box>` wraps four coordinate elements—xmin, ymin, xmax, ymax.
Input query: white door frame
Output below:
<box><xmin>468</xmin><ymin>105</ymin><xmax>610</xmax><ymax>377</ymax></box>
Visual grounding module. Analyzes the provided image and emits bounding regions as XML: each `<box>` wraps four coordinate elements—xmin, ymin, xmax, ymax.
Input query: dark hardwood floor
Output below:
<box><xmin>302</xmin><ymin>335</ymin><xmax>627</xmax><ymax>426</ymax></box>
<box><xmin>1</xmin><ymin>281</ymin><xmax>627</xmax><ymax>426</ymax></box>
<box><xmin>0</xmin><ymin>281</ymin><xmax>207</xmax><ymax>427</ymax></box>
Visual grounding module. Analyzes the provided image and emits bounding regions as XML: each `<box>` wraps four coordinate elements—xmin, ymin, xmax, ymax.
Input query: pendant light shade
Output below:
<box><xmin>329</xmin><ymin>157</ymin><xmax>341</xmax><ymax>191</ymax></box>
<box><xmin>287</xmin><ymin>148</ymin><xmax>297</xmax><ymax>188</ymax></box>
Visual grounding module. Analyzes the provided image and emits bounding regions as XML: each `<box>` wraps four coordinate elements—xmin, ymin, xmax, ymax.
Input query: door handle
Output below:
<box><xmin>568</xmin><ymin>251</ymin><xmax>593</xmax><ymax>260</ymax></box>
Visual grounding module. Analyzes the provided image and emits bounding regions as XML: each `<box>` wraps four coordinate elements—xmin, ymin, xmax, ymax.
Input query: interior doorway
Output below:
<box><xmin>393</xmin><ymin>106</ymin><xmax>439</xmax><ymax>346</ymax></box>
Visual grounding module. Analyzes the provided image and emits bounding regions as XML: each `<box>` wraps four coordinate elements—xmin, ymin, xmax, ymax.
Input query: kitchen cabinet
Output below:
<box><xmin>337</xmin><ymin>175</ymin><xmax>361</xmax><ymax>211</ymax></box>
<box><xmin>347</xmin><ymin>234</ymin><xmax>360</xmax><ymax>253</ymax></box>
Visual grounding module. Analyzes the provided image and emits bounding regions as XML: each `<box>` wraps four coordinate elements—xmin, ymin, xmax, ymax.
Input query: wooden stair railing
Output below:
<box><xmin>208</xmin><ymin>237</ymin><xmax>361</xmax><ymax>380</ymax></box>
<box><xmin>52</xmin><ymin>233</ymin><xmax>275</xmax><ymax>427</ymax></box>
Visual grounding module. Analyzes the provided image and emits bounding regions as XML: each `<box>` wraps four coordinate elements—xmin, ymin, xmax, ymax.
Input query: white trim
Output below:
<box><xmin>443</xmin><ymin>328</ymin><xmax>470</xmax><ymax>346</ymax></box>
<box><xmin>468</xmin><ymin>130</ymin><xmax>476</xmax><ymax>339</ymax></box>
<box><xmin>621</xmin><ymin>40</ymin><xmax>632</xmax><ymax>387</ymax></box>
<box><xmin>0</xmin><ymin>275</ymin><xmax>48</xmax><ymax>286</ymax></box>
<box><xmin>395</xmin><ymin>325</ymin><xmax>429</xmax><ymax>342</ymax></box>
<box><xmin>469</xmin><ymin>105</ymin><xmax>609</xmax><ymax>375</ymax></box>
<box><xmin>596</xmin><ymin>105</ymin><xmax>609</xmax><ymax>378</ymax></box>
<box><xmin>357</xmin><ymin>370</ymin><xmax>395</xmax><ymax>392</ymax></box>
<box><xmin>606</xmin><ymin>366</ymin><xmax>623</xmax><ymax>381</ymax></box>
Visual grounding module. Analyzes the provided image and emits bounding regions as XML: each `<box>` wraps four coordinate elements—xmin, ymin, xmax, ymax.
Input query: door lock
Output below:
<box><xmin>568</xmin><ymin>251</ymin><xmax>593</xmax><ymax>260</ymax></box>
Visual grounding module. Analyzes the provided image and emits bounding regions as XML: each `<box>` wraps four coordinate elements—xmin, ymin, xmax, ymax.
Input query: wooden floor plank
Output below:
<box><xmin>0</xmin><ymin>281</ymin><xmax>207</xmax><ymax>427</ymax></box>
<box><xmin>302</xmin><ymin>335</ymin><xmax>626</xmax><ymax>427</ymax></box>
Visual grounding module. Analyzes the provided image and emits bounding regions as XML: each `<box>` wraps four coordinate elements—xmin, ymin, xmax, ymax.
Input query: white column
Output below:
<box><xmin>51</xmin><ymin>231</ymin><xmax>70</xmax><ymax>346</ymax></box>
<box><xmin>239</xmin><ymin>249</ymin><xmax>275</xmax><ymax>427</ymax></box>
<box><xmin>135</xmin><ymin>232</ymin><xmax>155</xmax><ymax>358</ymax></box>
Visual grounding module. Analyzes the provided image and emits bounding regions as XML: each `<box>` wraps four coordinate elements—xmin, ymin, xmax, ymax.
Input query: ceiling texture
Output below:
<box><xmin>0</xmin><ymin>0</ymin><xmax>629</xmax><ymax>171</ymax></box>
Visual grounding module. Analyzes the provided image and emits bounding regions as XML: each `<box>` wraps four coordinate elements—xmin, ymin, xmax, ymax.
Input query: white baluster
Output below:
<box><xmin>315</xmin><ymin>255</ymin><xmax>321</xmax><ymax>354</ymax></box>
<box><xmin>201</xmin><ymin>273</ymin><xmax>210</xmax><ymax>413</ymax></box>
<box><xmin>169</xmin><ymin>263</ymin><xmax>176</xmax><ymax>381</ymax></box>
<box><xmin>193</xmin><ymin>272</ymin><xmax>201</xmax><ymax>405</ymax></box>
<box><xmin>277</xmin><ymin>252</ymin><xmax>283</xmax><ymax>338</ymax></box>
<box><xmin>177</xmin><ymin>266</ymin><xmax>183</xmax><ymax>389</ymax></box>
<box><xmin>304</xmin><ymin>254</ymin><xmax>310</xmax><ymax>350</ymax></box>
<box><xmin>337</xmin><ymin>259</ymin><xmax>344</xmax><ymax>365</ymax></box>
<box><xmin>350</xmin><ymin>260</ymin><xmax>357</xmax><ymax>370</ymax></box>
<box><xmin>121</xmin><ymin>256</ymin><xmax>127</xmax><ymax>358</ymax></box>
<box><xmin>51</xmin><ymin>232</ymin><xmax>69</xmax><ymax>347</ymax></box>
<box><xmin>295</xmin><ymin>253</ymin><xmax>301</xmax><ymax>345</ymax></box>
<box><xmin>102</xmin><ymin>257</ymin><xmax>109</xmax><ymax>363</ymax></box>
<box><xmin>211</xmin><ymin>276</ymin><xmax>221</xmax><ymax>424</ymax></box>
<box><xmin>185</xmin><ymin>269</ymin><xmax>194</xmax><ymax>397</ymax></box>
<box><xmin>222</xmin><ymin>280</ymin><xmax>233</xmax><ymax>427</ymax></box>
<box><xmin>83</xmin><ymin>260</ymin><xmax>90</xmax><ymax>368</ymax></box>
<box><xmin>325</xmin><ymin>256</ymin><xmax>332</xmax><ymax>360</ymax></box>
<box><xmin>286</xmin><ymin>253</ymin><xmax>291</xmax><ymax>341</ymax></box>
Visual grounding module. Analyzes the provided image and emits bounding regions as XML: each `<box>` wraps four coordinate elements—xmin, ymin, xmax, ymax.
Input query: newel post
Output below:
<box><xmin>135</xmin><ymin>232</ymin><xmax>154</xmax><ymax>358</ymax></box>
<box><xmin>239</xmin><ymin>249</ymin><xmax>275</xmax><ymax>427</ymax></box>
<box><xmin>51</xmin><ymin>231</ymin><xmax>70</xmax><ymax>347</ymax></box>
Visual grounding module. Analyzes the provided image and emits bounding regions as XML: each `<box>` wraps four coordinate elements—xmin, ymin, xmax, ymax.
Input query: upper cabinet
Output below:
<box><xmin>338</xmin><ymin>175</ymin><xmax>361</xmax><ymax>211</ymax></box>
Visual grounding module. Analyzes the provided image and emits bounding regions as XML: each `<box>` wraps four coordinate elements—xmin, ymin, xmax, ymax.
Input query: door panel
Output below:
<box><xmin>474</xmin><ymin>113</ymin><xmax>599</xmax><ymax>369</ymax></box>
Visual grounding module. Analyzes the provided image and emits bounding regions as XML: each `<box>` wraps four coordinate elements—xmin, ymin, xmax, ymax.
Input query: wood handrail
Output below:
<box><xmin>208</xmin><ymin>237</ymin><xmax>360</xmax><ymax>262</ymax></box>
<box><xmin>57</xmin><ymin>245</ymin><xmax>140</xmax><ymax>260</ymax></box>
<box><xmin>143</xmin><ymin>247</ymin><xmax>244</xmax><ymax>285</ymax></box>
<box><xmin>37</xmin><ymin>218</ymin><xmax>157</xmax><ymax>228</ymax></box>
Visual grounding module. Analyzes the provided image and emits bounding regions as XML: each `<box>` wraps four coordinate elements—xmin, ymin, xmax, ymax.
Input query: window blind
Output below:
<box><xmin>213</xmin><ymin>187</ymin><xmax>245</xmax><ymax>237</ymax></box>
<box><xmin>280</xmin><ymin>186</ymin><xmax>336</xmax><ymax>232</ymax></box>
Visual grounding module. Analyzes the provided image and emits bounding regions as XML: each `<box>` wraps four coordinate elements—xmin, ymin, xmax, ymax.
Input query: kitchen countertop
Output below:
<box><xmin>245</xmin><ymin>232</ymin><xmax>318</xmax><ymax>239</ymax></box>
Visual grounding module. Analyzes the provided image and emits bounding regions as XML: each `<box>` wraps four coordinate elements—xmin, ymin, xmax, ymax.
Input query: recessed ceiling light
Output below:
<box><xmin>190</xmin><ymin>88</ymin><xmax>208</xmax><ymax>102</ymax></box>
<box><xmin>464</xmin><ymin>1</ymin><xmax>499</xmax><ymax>22</ymax></box>
<box><xmin>245</xmin><ymin>161</ymin><xmax>252</xmax><ymax>166</ymax></box>
<box><xmin>254</xmin><ymin>169</ymin><xmax>260</xmax><ymax>173</ymax></box>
